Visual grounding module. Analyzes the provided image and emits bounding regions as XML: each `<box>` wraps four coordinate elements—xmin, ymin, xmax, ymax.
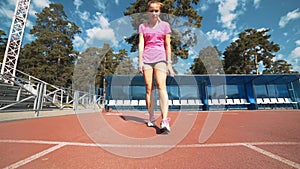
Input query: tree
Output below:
<box><xmin>73</xmin><ymin>44</ymin><xmax>133</xmax><ymax>91</ymax></box>
<box><xmin>263</xmin><ymin>59</ymin><xmax>298</xmax><ymax>74</ymax></box>
<box><xmin>73</xmin><ymin>45</ymin><xmax>109</xmax><ymax>91</ymax></box>
<box><xmin>124</xmin><ymin>0</ymin><xmax>203</xmax><ymax>65</ymax></box>
<box><xmin>0</xmin><ymin>29</ymin><xmax>7</xmax><ymax>63</ymax></box>
<box><xmin>190</xmin><ymin>46</ymin><xmax>223</xmax><ymax>74</ymax></box>
<box><xmin>113</xmin><ymin>50</ymin><xmax>137</xmax><ymax>76</ymax></box>
<box><xmin>223</xmin><ymin>28</ymin><xmax>280</xmax><ymax>74</ymax></box>
<box><xmin>18</xmin><ymin>4</ymin><xmax>81</xmax><ymax>87</ymax></box>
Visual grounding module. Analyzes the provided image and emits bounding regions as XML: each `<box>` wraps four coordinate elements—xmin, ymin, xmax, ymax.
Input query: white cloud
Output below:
<box><xmin>132</xmin><ymin>57</ymin><xmax>138</xmax><ymax>64</ymax></box>
<box><xmin>32</xmin><ymin>0</ymin><xmax>51</xmax><ymax>9</ymax></box>
<box><xmin>74</xmin><ymin>0</ymin><xmax>83</xmax><ymax>10</ymax></box>
<box><xmin>292</xmin><ymin>61</ymin><xmax>300</xmax><ymax>72</ymax></box>
<box><xmin>24</xmin><ymin>1</ymin><xmax>51</xmax><ymax>31</ymax></box>
<box><xmin>80</xmin><ymin>11</ymin><xmax>90</xmax><ymax>21</ymax></box>
<box><xmin>85</xmin><ymin>27</ymin><xmax>117</xmax><ymax>48</ymax></box>
<box><xmin>188</xmin><ymin>49</ymin><xmax>196</xmax><ymax>55</ymax></box>
<box><xmin>25</xmin><ymin>19</ymin><xmax>33</xmax><ymax>28</ymax></box>
<box><xmin>0</xmin><ymin>0</ymin><xmax>16</xmax><ymax>19</ymax></box>
<box><xmin>5</xmin><ymin>0</ymin><xmax>17</xmax><ymax>7</ymax></box>
<box><xmin>74</xmin><ymin>10</ymin><xmax>110</xmax><ymax>33</ymax></box>
<box><xmin>93</xmin><ymin>0</ymin><xmax>107</xmax><ymax>16</ymax></box>
<box><xmin>216</xmin><ymin>0</ymin><xmax>238</xmax><ymax>29</ymax></box>
<box><xmin>115</xmin><ymin>0</ymin><xmax>119</xmax><ymax>5</ymax></box>
<box><xmin>257</xmin><ymin>27</ymin><xmax>268</xmax><ymax>33</ymax></box>
<box><xmin>24</xmin><ymin>33</ymin><xmax>35</xmax><ymax>42</ymax></box>
<box><xmin>29</xmin><ymin>8</ymin><xmax>38</xmax><ymax>17</ymax></box>
<box><xmin>279</xmin><ymin>8</ymin><xmax>300</xmax><ymax>28</ymax></box>
<box><xmin>253</xmin><ymin>0</ymin><xmax>261</xmax><ymax>9</ymax></box>
<box><xmin>73</xmin><ymin>1</ymin><xmax>90</xmax><ymax>26</ymax></box>
<box><xmin>0</xmin><ymin>0</ymin><xmax>51</xmax><ymax>31</ymax></box>
<box><xmin>287</xmin><ymin>40</ymin><xmax>300</xmax><ymax>72</ymax></box>
<box><xmin>89</xmin><ymin>12</ymin><xmax>110</xmax><ymax>28</ymax></box>
<box><xmin>199</xmin><ymin>0</ymin><xmax>218</xmax><ymax>12</ymax></box>
<box><xmin>11</xmin><ymin>0</ymin><xmax>51</xmax><ymax>21</ymax></box>
<box><xmin>75</xmin><ymin>10</ymin><xmax>90</xmax><ymax>22</ymax></box>
<box><xmin>98</xmin><ymin>14</ymin><xmax>110</xmax><ymax>29</ymax></box>
<box><xmin>200</xmin><ymin>3</ymin><xmax>209</xmax><ymax>12</ymax></box>
<box><xmin>206</xmin><ymin>29</ymin><xmax>230</xmax><ymax>42</ymax></box>
<box><xmin>73</xmin><ymin>35</ymin><xmax>84</xmax><ymax>48</ymax></box>
<box><xmin>277</xmin><ymin>53</ymin><xmax>284</xmax><ymax>60</ymax></box>
<box><xmin>0</xmin><ymin>5</ymin><xmax>14</xmax><ymax>19</ymax></box>
<box><xmin>94</xmin><ymin>0</ymin><xmax>105</xmax><ymax>9</ymax></box>
<box><xmin>74</xmin><ymin>12</ymin><xmax>118</xmax><ymax>49</ymax></box>
<box><xmin>290</xmin><ymin>46</ymin><xmax>300</xmax><ymax>58</ymax></box>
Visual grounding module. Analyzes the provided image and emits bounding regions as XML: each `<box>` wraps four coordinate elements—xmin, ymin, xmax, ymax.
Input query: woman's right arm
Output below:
<box><xmin>138</xmin><ymin>32</ymin><xmax>144</xmax><ymax>74</ymax></box>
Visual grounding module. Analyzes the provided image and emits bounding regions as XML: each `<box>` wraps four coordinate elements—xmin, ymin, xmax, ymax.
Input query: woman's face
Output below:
<box><xmin>148</xmin><ymin>3</ymin><xmax>160</xmax><ymax>23</ymax></box>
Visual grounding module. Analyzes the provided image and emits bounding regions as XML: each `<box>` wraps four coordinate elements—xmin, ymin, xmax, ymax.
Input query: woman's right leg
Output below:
<box><xmin>143</xmin><ymin>67</ymin><xmax>155</xmax><ymax>124</ymax></box>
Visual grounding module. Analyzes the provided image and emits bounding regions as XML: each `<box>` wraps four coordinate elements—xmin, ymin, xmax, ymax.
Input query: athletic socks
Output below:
<box><xmin>160</xmin><ymin>118</ymin><xmax>171</xmax><ymax>133</ymax></box>
<box><xmin>147</xmin><ymin>115</ymin><xmax>156</xmax><ymax>127</ymax></box>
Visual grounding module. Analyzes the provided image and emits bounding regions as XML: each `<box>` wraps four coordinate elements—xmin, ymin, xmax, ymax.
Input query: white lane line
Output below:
<box><xmin>0</xmin><ymin>139</ymin><xmax>64</xmax><ymax>145</ymax></box>
<box><xmin>1</xmin><ymin>139</ymin><xmax>300</xmax><ymax>148</ymax></box>
<box><xmin>2</xmin><ymin>140</ymin><xmax>300</xmax><ymax>168</ymax></box>
<box><xmin>4</xmin><ymin>143</ymin><xmax>66</xmax><ymax>169</ymax></box>
<box><xmin>243</xmin><ymin>143</ymin><xmax>300</xmax><ymax>169</ymax></box>
<box><xmin>251</xmin><ymin>142</ymin><xmax>300</xmax><ymax>146</ymax></box>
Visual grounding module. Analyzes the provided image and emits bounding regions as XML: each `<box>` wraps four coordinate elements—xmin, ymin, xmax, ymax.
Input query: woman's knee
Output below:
<box><xmin>145</xmin><ymin>83</ymin><xmax>154</xmax><ymax>93</ymax></box>
<box><xmin>156</xmin><ymin>82</ymin><xmax>167</xmax><ymax>91</ymax></box>
<box><xmin>145</xmin><ymin>87</ymin><xmax>153</xmax><ymax>94</ymax></box>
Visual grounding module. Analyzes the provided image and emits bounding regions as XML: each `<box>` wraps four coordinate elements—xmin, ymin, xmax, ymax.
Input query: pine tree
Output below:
<box><xmin>0</xmin><ymin>29</ymin><xmax>7</xmax><ymax>63</ymax></box>
<box><xmin>73</xmin><ymin>46</ymin><xmax>109</xmax><ymax>91</ymax></box>
<box><xmin>223</xmin><ymin>28</ymin><xmax>280</xmax><ymax>74</ymax></box>
<box><xmin>18</xmin><ymin>4</ymin><xmax>81</xmax><ymax>87</ymax></box>
<box><xmin>263</xmin><ymin>59</ymin><xmax>298</xmax><ymax>74</ymax></box>
<box><xmin>73</xmin><ymin>44</ymin><xmax>133</xmax><ymax>90</ymax></box>
<box><xmin>190</xmin><ymin>46</ymin><xmax>223</xmax><ymax>74</ymax></box>
<box><xmin>113</xmin><ymin>49</ymin><xmax>137</xmax><ymax>75</ymax></box>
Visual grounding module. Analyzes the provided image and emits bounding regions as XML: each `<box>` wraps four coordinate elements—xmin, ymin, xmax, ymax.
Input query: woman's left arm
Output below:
<box><xmin>165</xmin><ymin>34</ymin><xmax>174</xmax><ymax>76</ymax></box>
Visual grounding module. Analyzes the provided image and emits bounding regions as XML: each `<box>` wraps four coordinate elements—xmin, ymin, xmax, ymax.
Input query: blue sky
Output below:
<box><xmin>0</xmin><ymin>0</ymin><xmax>299</xmax><ymax>74</ymax></box>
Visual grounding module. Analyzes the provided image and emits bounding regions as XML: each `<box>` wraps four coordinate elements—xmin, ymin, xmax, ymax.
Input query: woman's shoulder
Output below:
<box><xmin>159</xmin><ymin>21</ymin><xmax>171</xmax><ymax>28</ymax></box>
<box><xmin>139</xmin><ymin>22</ymin><xmax>148</xmax><ymax>27</ymax></box>
<box><xmin>159</xmin><ymin>21</ymin><xmax>170</xmax><ymax>26</ymax></box>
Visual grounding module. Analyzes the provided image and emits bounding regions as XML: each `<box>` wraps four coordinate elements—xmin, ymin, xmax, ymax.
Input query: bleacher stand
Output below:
<box><xmin>0</xmin><ymin>81</ymin><xmax>36</xmax><ymax>111</ymax></box>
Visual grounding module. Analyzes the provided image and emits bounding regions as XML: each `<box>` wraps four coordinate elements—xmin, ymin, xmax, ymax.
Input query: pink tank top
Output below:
<box><xmin>139</xmin><ymin>21</ymin><xmax>171</xmax><ymax>63</ymax></box>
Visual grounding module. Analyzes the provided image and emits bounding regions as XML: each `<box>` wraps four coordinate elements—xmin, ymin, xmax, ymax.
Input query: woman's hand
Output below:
<box><xmin>167</xmin><ymin>61</ymin><xmax>175</xmax><ymax>77</ymax></box>
<box><xmin>138</xmin><ymin>62</ymin><xmax>144</xmax><ymax>74</ymax></box>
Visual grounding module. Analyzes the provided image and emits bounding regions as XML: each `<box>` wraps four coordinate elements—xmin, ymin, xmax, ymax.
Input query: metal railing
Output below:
<box><xmin>0</xmin><ymin>62</ymin><xmax>104</xmax><ymax>115</ymax></box>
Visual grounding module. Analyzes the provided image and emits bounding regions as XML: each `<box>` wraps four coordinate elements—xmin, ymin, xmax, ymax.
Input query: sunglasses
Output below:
<box><xmin>149</xmin><ymin>10</ymin><xmax>160</xmax><ymax>13</ymax></box>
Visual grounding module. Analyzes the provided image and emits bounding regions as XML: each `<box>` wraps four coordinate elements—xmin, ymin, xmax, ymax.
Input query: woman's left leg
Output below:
<box><xmin>154</xmin><ymin>62</ymin><xmax>169</xmax><ymax>120</ymax></box>
<box><xmin>154</xmin><ymin>62</ymin><xmax>170</xmax><ymax>132</ymax></box>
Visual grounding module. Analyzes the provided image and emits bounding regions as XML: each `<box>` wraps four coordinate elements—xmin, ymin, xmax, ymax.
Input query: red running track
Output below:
<box><xmin>0</xmin><ymin>109</ymin><xmax>300</xmax><ymax>169</ymax></box>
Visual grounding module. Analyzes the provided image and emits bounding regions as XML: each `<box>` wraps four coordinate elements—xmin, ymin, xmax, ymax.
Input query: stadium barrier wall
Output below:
<box><xmin>104</xmin><ymin>74</ymin><xmax>300</xmax><ymax>111</ymax></box>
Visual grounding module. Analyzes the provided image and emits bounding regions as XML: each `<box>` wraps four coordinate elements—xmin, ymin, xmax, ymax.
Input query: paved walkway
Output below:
<box><xmin>0</xmin><ymin>109</ymin><xmax>76</xmax><ymax>122</ymax></box>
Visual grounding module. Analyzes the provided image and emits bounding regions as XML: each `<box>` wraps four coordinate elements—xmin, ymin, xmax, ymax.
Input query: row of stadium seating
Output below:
<box><xmin>107</xmin><ymin>99</ymin><xmax>204</xmax><ymax>107</ymax></box>
<box><xmin>256</xmin><ymin>97</ymin><xmax>298</xmax><ymax>108</ymax></box>
<box><xmin>106</xmin><ymin>97</ymin><xmax>299</xmax><ymax>111</ymax></box>
<box><xmin>0</xmin><ymin>82</ymin><xmax>35</xmax><ymax>111</ymax></box>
